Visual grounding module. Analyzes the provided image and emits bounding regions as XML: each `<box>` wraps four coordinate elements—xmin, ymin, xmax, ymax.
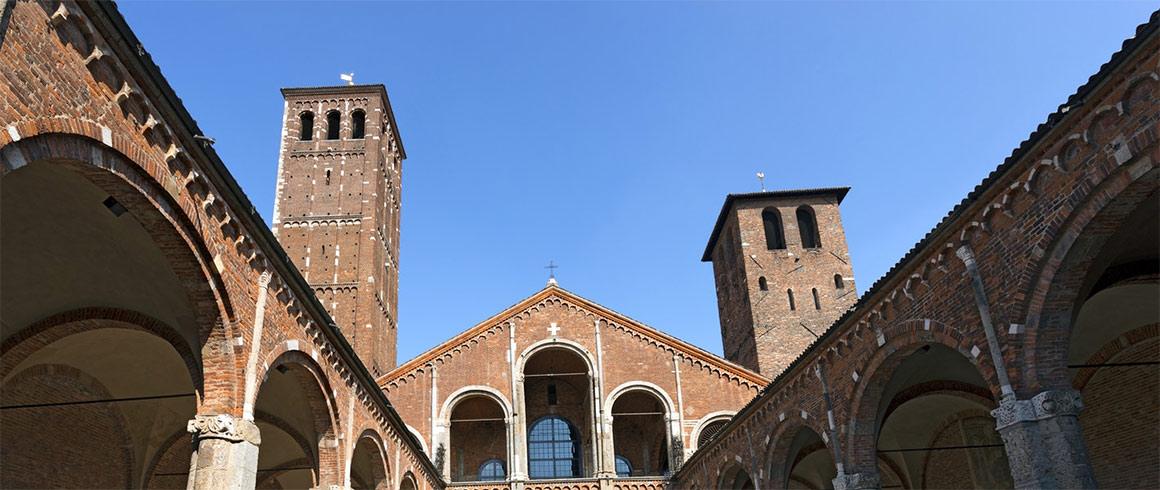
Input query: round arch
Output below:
<box><xmin>516</xmin><ymin>339</ymin><xmax>600</xmax><ymax>479</ymax></box>
<box><xmin>603</xmin><ymin>381</ymin><xmax>677</xmax><ymax>418</ymax></box>
<box><xmin>689</xmin><ymin>411</ymin><xmax>737</xmax><ymax>450</ymax></box>
<box><xmin>514</xmin><ymin>337</ymin><xmax>598</xmax><ymax>376</ymax></box>
<box><xmin>349</xmin><ymin>429</ymin><xmax>391</xmax><ymax>490</ymax></box>
<box><xmin>438</xmin><ymin>386</ymin><xmax>513</xmax><ymax>482</ymax></box>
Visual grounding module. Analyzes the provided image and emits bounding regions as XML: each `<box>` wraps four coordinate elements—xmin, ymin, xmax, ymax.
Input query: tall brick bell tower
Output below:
<box><xmin>704</xmin><ymin>188</ymin><xmax>857</xmax><ymax>377</ymax></box>
<box><xmin>272</xmin><ymin>85</ymin><xmax>405</xmax><ymax>375</ymax></box>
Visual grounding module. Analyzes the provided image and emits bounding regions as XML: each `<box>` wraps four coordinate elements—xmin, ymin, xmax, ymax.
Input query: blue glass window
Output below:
<box><xmin>528</xmin><ymin>416</ymin><xmax>582</xmax><ymax>478</ymax></box>
<box><xmin>478</xmin><ymin>459</ymin><xmax>506</xmax><ymax>481</ymax></box>
<box><xmin>615</xmin><ymin>455</ymin><xmax>632</xmax><ymax>477</ymax></box>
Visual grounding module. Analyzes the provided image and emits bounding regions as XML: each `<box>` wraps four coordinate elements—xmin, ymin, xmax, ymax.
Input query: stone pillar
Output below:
<box><xmin>186</xmin><ymin>414</ymin><xmax>261</xmax><ymax>490</ymax></box>
<box><xmin>832</xmin><ymin>471</ymin><xmax>881</xmax><ymax>490</ymax></box>
<box><xmin>992</xmin><ymin>389</ymin><xmax>1096</xmax><ymax>489</ymax></box>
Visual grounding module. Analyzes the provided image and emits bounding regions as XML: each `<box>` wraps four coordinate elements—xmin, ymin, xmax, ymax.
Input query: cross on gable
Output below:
<box><xmin>547</xmin><ymin>322</ymin><xmax>561</xmax><ymax>336</ymax></box>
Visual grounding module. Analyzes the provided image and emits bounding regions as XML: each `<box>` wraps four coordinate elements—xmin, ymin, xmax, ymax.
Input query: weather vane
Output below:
<box><xmin>340</xmin><ymin>72</ymin><xmax>355</xmax><ymax>86</ymax></box>
<box><xmin>757</xmin><ymin>172</ymin><xmax>766</xmax><ymax>191</ymax></box>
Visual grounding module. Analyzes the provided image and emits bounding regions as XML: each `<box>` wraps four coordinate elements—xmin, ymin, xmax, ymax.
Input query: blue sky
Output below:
<box><xmin>118</xmin><ymin>1</ymin><xmax>1156</xmax><ymax>363</ymax></box>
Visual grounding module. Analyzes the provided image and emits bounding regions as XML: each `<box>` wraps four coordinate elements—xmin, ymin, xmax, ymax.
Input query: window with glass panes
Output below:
<box><xmin>528</xmin><ymin>416</ymin><xmax>582</xmax><ymax>478</ymax></box>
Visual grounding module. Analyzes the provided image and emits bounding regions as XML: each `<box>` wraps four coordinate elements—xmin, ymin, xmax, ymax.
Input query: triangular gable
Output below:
<box><xmin>378</xmin><ymin>285</ymin><xmax>770</xmax><ymax>389</ymax></box>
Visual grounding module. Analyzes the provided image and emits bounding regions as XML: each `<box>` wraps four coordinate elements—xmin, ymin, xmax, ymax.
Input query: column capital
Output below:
<box><xmin>992</xmin><ymin>389</ymin><xmax>1083</xmax><ymax>429</ymax></box>
<box><xmin>832</xmin><ymin>472</ymin><xmax>881</xmax><ymax>490</ymax></box>
<box><xmin>187</xmin><ymin>414</ymin><xmax>261</xmax><ymax>445</ymax></box>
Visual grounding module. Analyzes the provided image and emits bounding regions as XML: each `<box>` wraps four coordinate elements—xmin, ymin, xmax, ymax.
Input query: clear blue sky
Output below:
<box><xmin>118</xmin><ymin>1</ymin><xmax>1155</xmax><ymax>363</ymax></box>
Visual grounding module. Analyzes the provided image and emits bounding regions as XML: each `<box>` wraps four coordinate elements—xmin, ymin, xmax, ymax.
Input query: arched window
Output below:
<box><xmin>528</xmin><ymin>416</ymin><xmax>582</xmax><ymax>479</ymax></box>
<box><xmin>812</xmin><ymin>288</ymin><xmax>821</xmax><ymax>310</ymax></box>
<box><xmin>697</xmin><ymin>419</ymin><xmax>728</xmax><ymax>448</ymax></box>
<box><xmin>787</xmin><ymin>289</ymin><xmax>796</xmax><ymax>311</ymax></box>
<box><xmin>615</xmin><ymin>455</ymin><xmax>633</xmax><ymax>477</ymax></box>
<box><xmin>834</xmin><ymin>274</ymin><xmax>845</xmax><ymax>289</ymax></box>
<box><xmin>351</xmin><ymin>110</ymin><xmax>366</xmax><ymax>139</ymax></box>
<box><xmin>758</xmin><ymin>277</ymin><xmax>768</xmax><ymax>291</ymax></box>
<box><xmin>762</xmin><ymin>207</ymin><xmax>786</xmax><ymax>250</ymax></box>
<box><xmin>796</xmin><ymin>206</ymin><xmax>822</xmax><ymax>249</ymax></box>
<box><xmin>299</xmin><ymin>112</ymin><xmax>314</xmax><ymax>141</ymax></box>
<box><xmin>326</xmin><ymin>111</ymin><xmax>340</xmax><ymax>140</ymax></box>
<box><xmin>478</xmin><ymin>459</ymin><xmax>506</xmax><ymax>481</ymax></box>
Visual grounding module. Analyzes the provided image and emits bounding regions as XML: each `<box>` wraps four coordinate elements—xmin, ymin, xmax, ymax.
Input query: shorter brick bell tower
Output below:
<box><xmin>704</xmin><ymin>187</ymin><xmax>857</xmax><ymax>377</ymax></box>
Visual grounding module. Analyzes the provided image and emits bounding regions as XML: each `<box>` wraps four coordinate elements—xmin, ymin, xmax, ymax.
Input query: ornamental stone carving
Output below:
<box><xmin>992</xmin><ymin>389</ymin><xmax>1084</xmax><ymax>430</ymax></box>
<box><xmin>832</xmin><ymin>472</ymin><xmax>882</xmax><ymax>490</ymax></box>
<box><xmin>187</xmin><ymin>414</ymin><xmax>261</xmax><ymax>445</ymax></box>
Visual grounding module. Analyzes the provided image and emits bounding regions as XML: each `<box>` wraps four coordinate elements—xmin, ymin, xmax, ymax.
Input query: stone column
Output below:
<box><xmin>832</xmin><ymin>472</ymin><xmax>881</xmax><ymax>490</ymax></box>
<box><xmin>992</xmin><ymin>389</ymin><xmax>1096</xmax><ymax>489</ymax></box>
<box><xmin>186</xmin><ymin>414</ymin><xmax>261</xmax><ymax>490</ymax></box>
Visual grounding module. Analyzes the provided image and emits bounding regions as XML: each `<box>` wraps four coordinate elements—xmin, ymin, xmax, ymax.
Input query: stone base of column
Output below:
<box><xmin>992</xmin><ymin>389</ymin><xmax>1096</xmax><ymax>489</ymax></box>
<box><xmin>832</xmin><ymin>471</ymin><xmax>881</xmax><ymax>490</ymax></box>
<box><xmin>187</xmin><ymin>414</ymin><xmax>261</xmax><ymax>490</ymax></box>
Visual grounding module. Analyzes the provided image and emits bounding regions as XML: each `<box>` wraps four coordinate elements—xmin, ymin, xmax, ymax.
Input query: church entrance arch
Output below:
<box><xmin>518</xmin><ymin>342</ymin><xmax>598</xmax><ymax>479</ymax></box>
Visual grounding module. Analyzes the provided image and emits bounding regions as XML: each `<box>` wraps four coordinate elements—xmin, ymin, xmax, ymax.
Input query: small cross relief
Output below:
<box><xmin>547</xmin><ymin>322</ymin><xmax>561</xmax><ymax>336</ymax></box>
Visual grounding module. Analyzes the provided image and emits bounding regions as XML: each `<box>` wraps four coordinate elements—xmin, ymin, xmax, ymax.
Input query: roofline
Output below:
<box><xmin>674</xmin><ymin>9</ymin><xmax>1160</xmax><ymax>479</ymax></box>
<box><xmin>700</xmin><ymin>187</ymin><xmax>851</xmax><ymax>262</ymax></box>
<box><xmin>379</xmin><ymin>285</ymin><xmax>770</xmax><ymax>388</ymax></box>
<box><xmin>86</xmin><ymin>2</ymin><xmax>436</xmax><ymax>480</ymax></box>
<box><xmin>281</xmin><ymin>84</ymin><xmax>408</xmax><ymax>159</ymax></box>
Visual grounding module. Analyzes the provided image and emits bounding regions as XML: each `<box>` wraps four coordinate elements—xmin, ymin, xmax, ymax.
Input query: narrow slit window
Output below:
<box><xmin>326</xmin><ymin>111</ymin><xmax>340</xmax><ymax>140</ymax></box>
<box><xmin>351</xmin><ymin>110</ymin><xmax>366</xmax><ymax>139</ymax></box>
<box><xmin>834</xmin><ymin>274</ymin><xmax>845</xmax><ymax>289</ymax></box>
<box><xmin>547</xmin><ymin>384</ymin><xmax>557</xmax><ymax>406</ymax></box>
<box><xmin>299</xmin><ymin>112</ymin><xmax>314</xmax><ymax>141</ymax></box>
<box><xmin>787</xmin><ymin>289</ymin><xmax>796</xmax><ymax>311</ymax></box>
<box><xmin>762</xmin><ymin>207</ymin><xmax>786</xmax><ymax>250</ymax></box>
<box><xmin>325</xmin><ymin>169</ymin><xmax>331</xmax><ymax>185</ymax></box>
<box><xmin>812</xmin><ymin>288</ymin><xmax>821</xmax><ymax>310</ymax></box>
<box><xmin>758</xmin><ymin>277</ymin><xmax>768</xmax><ymax>291</ymax></box>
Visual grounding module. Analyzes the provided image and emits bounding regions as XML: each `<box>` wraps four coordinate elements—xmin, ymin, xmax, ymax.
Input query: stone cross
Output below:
<box><xmin>547</xmin><ymin>322</ymin><xmax>561</xmax><ymax>336</ymax></box>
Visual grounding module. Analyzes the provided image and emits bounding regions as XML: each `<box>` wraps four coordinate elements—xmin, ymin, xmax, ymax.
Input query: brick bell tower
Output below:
<box><xmin>272</xmin><ymin>84</ymin><xmax>405</xmax><ymax>375</ymax></box>
<box><xmin>703</xmin><ymin>187</ymin><xmax>857</xmax><ymax>377</ymax></box>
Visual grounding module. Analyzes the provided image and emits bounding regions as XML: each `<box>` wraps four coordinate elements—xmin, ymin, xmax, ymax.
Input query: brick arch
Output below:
<box><xmin>0</xmin><ymin>363</ymin><xmax>135</xmax><ymax>488</ymax></box>
<box><xmin>0</xmin><ymin>308</ymin><xmax>203</xmax><ymax>396</ymax></box>
<box><xmin>256</xmin><ymin>347</ymin><xmax>344</xmax><ymax>487</ymax></box>
<box><xmin>844</xmin><ymin>329</ymin><xmax>998</xmax><ymax>473</ymax></box>
<box><xmin>0</xmin><ymin>132</ymin><xmax>240</xmax><ymax>411</ymax></box>
<box><xmin>349</xmin><ymin>429</ymin><xmax>391</xmax><ymax>490</ymax></box>
<box><xmin>761</xmin><ymin>414</ymin><xmax>833</xmax><ymax>490</ymax></box>
<box><xmin>1072</xmin><ymin>323</ymin><xmax>1158</xmax><ymax>391</ymax></box>
<box><xmin>1017</xmin><ymin>164</ymin><xmax>1158</xmax><ymax>394</ymax></box>
<box><xmin>717</xmin><ymin>462</ymin><xmax>755</xmax><ymax>490</ymax></box>
<box><xmin>142</xmin><ymin>427</ymin><xmax>194</xmax><ymax>489</ymax></box>
<box><xmin>916</xmin><ymin>408</ymin><xmax>1002</xmax><ymax>490</ymax></box>
<box><xmin>439</xmin><ymin>385</ymin><xmax>514</xmax><ymax>423</ymax></box>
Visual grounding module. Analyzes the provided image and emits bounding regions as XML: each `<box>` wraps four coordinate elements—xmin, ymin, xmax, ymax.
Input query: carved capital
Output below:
<box><xmin>832</xmin><ymin>472</ymin><xmax>881</xmax><ymax>490</ymax></box>
<box><xmin>955</xmin><ymin>245</ymin><xmax>977</xmax><ymax>266</ymax></box>
<box><xmin>992</xmin><ymin>389</ymin><xmax>1084</xmax><ymax>430</ymax></box>
<box><xmin>258</xmin><ymin>270</ymin><xmax>273</xmax><ymax>288</ymax></box>
<box><xmin>187</xmin><ymin>414</ymin><xmax>261</xmax><ymax>445</ymax></box>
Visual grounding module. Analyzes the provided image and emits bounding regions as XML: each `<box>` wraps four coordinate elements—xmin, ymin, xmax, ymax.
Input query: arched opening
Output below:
<box><xmin>350</xmin><ymin>434</ymin><xmax>389</xmax><ymax>490</ymax></box>
<box><xmin>872</xmin><ymin>344</ymin><xmax>1009</xmax><ymax>489</ymax></box>
<box><xmin>694</xmin><ymin>417</ymin><xmax>729</xmax><ymax>449</ymax></box>
<box><xmin>759</xmin><ymin>277</ymin><xmax>769</xmax><ymax>291</ymax></box>
<box><xmin>796</xmin><ymin>206</ymin><xmax>822</xmax><ymax>249</ymax></box>
<box><xmin>780</xmin><ymin>426</ymin><xmax>836</xmax><ymax>490</ymax></box>
<box><xmin>812</xmin><ymin>288</ymin><xmax>821</xmax><ymax>310</ymax></box>
<box><xmin>523</xmin><ymin>347</ymin><xmax>593</xmax><ymax>479</ymax></box>
<box><xmin>763</xmin><ymin>207</ymin><xmax>787</xmax><ymax>250</ymax></box>
<box><xmin>326</xmin><ymin>111</ymin><xmax>341</xmax><ymax>140</ymax></box>
<box><xmin>834</xmin><ymin>274</ymin><xmax>844</xmax><ymax>289</ymax></box>
<box><xmin>0</xmin><ymin>160</ymin><xmax>205</xmax><ymax>488</ymax></box>
<box><xmin>399</xmin><ymin>473</ymin><xmax>417</xmax><ymax>490</ymax></box>
<box><xmin>1065</xmin><ymin>192</ymin><xmax>1158</xmax><ymax>489</ymax></box>
<box><xmin>449</xmin><ymin>395</ymin><xmax>508</xmax><ymax>482</ymax></box>
<box><xmin>787</xmin><ymin>289</ymin><xmax>796</xmax><ymax>311</ymax></box>
<box><xmin>351</xmin><ymin>110</ymin><xmax>366</xmax><ymax>139</ymax></box>
<box><xmin>610</xmin><ymin>390</ymin><xmax>669</xmax><ymax>477</ymax></box>
<box><xmin>252</xmin><ymin>354</ymin><xmax>341</xmax><ymax>489</ymax></box>
<box><xmin>299</xmin><ymin>112</ymin><xmax>314</xmax><ymax>141</ymax></box>
<box><xmin>721</xmin><ymin>464</ymin><xmax>755</xmax><ymax>490</ymax></box>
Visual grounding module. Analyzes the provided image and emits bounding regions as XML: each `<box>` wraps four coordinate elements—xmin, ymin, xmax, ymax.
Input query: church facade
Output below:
<box><xmin>1</xmin><ymin>2</ymin><xmax>1158</xmax><ymax>490</ymax></box>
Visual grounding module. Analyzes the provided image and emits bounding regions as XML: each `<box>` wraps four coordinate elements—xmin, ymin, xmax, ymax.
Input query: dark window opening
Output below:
<box><xmin>299</xmin><ymin>112</ymin><xmax>314</xmax><ymax>141</ymax></box>
<box><xmin>547</xmin><ymin>384</ymin><xmax>557</xmax><ymax>406</ymax></box>
<box><xmin>796</xmin><ymin>206</ymin><xmax>822</xmax><ymax>249</ymax></box>
<box><xmin>352</xmin><ymin>110</ymin><xmax>366</xmax><ymax>139</ymax></box>
<box><xmin>758</xmin><ymin>277</ymin><xmax>768</xmax><ymax>291</ymax></box>
<box><xmin>762</xmin><ymin>208</ymin><xmax>786</xmax><ymax>250</ymax></box>
<box><xmin>325</xmin><ymin>169</ymin><xmax>331</xmax><ymax>185</ymax></box>
<box><xmin>787</xmin><ymin>289</ymin><xmax>796</xmax><ymax>311</ymax></box>
<box><xmin>812</xmin><ymin>288</ymin><xmax>821</xmax><ymax>310</ymax></box>
<box><xmin>834</xmin><ymin>274</ymin><xmax>845</xmax><ymax>289</ymax></box>
<box><xmin>326</xmin><ymin>111</ymin><xmax>340</xmax><ymax>140</ymax></box>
